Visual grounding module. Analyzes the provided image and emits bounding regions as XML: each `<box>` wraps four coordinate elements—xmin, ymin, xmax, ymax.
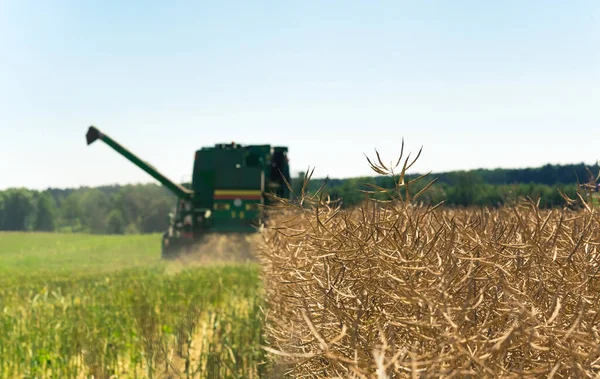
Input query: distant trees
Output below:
<box><xmin>106</xmin><ymin>209</ymin><xmax>126</xmax><ymax>234</ymax></box>
<box><xmin>295</xmin><ymin>162</ymin><xmax>597</xmax><ymax>210</ymax></box>
<box><xmin>445</xmin><ymin>172</ymin><xmax>484</xmax><ymax>206</ymax></box>
<box><xmin>0</xmin><ymin>188</ymin><xmax>36</xmax><ymax>231</ymax></box>
<box><xmin>79</xmin><ymin>189</ymin><xmax>110</xmax><ymax>234</ymax></box>
<box><xmin>0</xmin><ymin>183</ymin><xmax>175</xmax><ymax>235</ymax></box>
<box><xmin>33</xmin><ymin>192</ymin><xmax>58</xmax><ymax>231</ymax></box>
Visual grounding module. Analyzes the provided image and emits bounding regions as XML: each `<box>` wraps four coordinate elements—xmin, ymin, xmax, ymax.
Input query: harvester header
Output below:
<box><xmin>85</xmin><ymin>125</ymin><xmax>291</xmax><ymax>258</ymax></box>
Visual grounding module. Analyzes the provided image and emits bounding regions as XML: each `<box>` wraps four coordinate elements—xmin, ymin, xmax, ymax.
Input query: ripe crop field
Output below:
<box><xmin>0</xmin><ymin>232</ymin><xmax>267</xmax><ymax>378</ymax></box>
<box><xmin>258</xmin><ymin>156</ymin><xmax>600</xmax><ymax>377</ymax></box>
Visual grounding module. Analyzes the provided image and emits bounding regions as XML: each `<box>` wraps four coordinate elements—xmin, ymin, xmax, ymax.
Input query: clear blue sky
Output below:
<box><xmin>1</xmin><ymin>0</ymin><xmax>598</xmax><ymax>190</ymax></box>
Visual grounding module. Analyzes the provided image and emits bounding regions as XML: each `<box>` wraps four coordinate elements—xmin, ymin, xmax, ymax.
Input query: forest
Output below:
<box><xmin>1</xmin><ymin>162</ymin><xmax>597</xmax><ymax>234</ymax></box>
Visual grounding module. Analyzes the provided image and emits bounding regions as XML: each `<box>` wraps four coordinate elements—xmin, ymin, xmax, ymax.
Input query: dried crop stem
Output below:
<box><xmin>257</xmin><ymin>143</ymin><xmax>600</xmax><ymax>378</ymax></box>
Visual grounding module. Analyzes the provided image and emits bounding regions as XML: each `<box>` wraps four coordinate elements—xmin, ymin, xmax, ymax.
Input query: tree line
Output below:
<box><xmin>295</xmin><ymin>162</ymin><xmax>598</xmax><ymax>209</ymax></box>
<box><xmin>1</xmin><ymin>162</ymin><xmax>597</xmax><ymax>234</ymax></box>
<box><xmin>0</xmin><ymin>184</ymin><xmax>175</xmax><ymax>234</ymax></box>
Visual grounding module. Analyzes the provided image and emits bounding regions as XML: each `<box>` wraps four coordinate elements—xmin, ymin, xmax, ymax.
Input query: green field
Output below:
<box><xmin>0</xmin><ymin>232</ymin><xmax>268</xmax><ymax>378</ymax></box>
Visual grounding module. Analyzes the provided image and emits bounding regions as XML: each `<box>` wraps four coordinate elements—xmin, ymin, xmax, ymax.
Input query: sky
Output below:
<box><xmin>1</xmin><ymin>0</ymin><xmax>598</xmax><ymax>190</ymax></box>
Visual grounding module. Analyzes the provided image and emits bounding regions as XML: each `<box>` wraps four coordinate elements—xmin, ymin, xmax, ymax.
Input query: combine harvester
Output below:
<box><xmin>85</xmin><ymin>126</ymin><xmax>291</xmax><ymax>260</ymax></box>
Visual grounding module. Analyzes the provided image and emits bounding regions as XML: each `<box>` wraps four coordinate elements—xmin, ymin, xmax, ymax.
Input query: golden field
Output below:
<box><xmin>257</xmin><ymin>152</ymin><xmax>600</xmax><ymax>378</ymax></box>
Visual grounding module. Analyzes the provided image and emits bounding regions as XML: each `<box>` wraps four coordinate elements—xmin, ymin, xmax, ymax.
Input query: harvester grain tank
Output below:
<box><xmin>85</xmin><ymin>126</ymin><xmax>291</xmax><ymax>258</ymax></box>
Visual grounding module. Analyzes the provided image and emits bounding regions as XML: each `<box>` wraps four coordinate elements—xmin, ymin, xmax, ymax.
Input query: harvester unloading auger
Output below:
<box><xmin>85</xmin><ymin>126</ymin><xmax>291</xmax><ymax>259</ymax></box>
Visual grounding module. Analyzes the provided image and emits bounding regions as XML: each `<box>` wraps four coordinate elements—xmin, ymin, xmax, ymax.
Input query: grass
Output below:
<box><xmin>0</xmin><ymin>232</ymin><xmax>268</xmax><ymax>378</ymax></box>
<box><xmin>0</xmin><ymin>232</ymin><xmax>162</xmax><ymax>276</ymax></box>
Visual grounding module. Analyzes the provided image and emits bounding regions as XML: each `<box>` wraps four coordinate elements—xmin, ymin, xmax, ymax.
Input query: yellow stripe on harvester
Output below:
<box><xmin>214</xmin><ymin>190</ymin><xmax>262</xmax><ymax>196</ymax></box>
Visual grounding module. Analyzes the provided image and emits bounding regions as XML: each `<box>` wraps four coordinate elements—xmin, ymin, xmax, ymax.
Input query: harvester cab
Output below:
<box><xmin>85</xmin><ymin>126</ymin><xmax>291</xmax><ymax>259</ymax></box>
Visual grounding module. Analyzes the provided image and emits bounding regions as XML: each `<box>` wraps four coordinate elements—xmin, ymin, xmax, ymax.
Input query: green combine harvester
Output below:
<box><xmin>85</xmin><ymin>126</ymin><xmax>291</xmax><ymax>258</ymax></box>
